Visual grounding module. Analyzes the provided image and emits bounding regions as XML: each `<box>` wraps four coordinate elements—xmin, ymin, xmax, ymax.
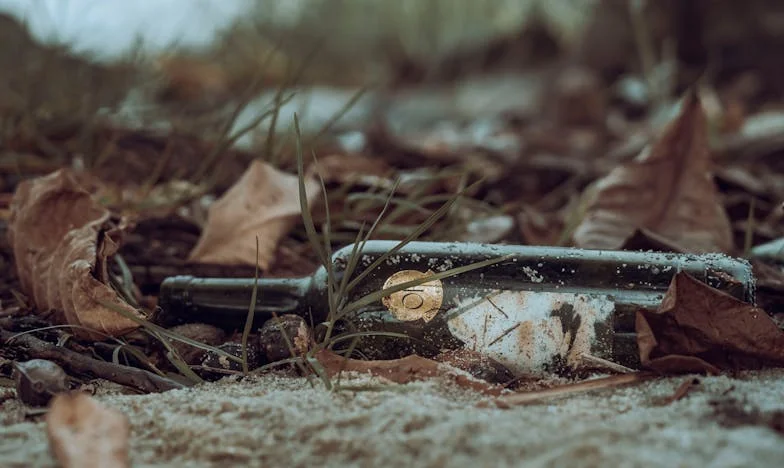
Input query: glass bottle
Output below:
<box><xmin>156</xmin><ymin>241</ymin><xmax>755</xmax><ymax>375</ymax></box>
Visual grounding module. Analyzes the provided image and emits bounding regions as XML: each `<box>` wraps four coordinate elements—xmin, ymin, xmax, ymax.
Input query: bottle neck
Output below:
<box><xmin>156</xmin><ymin>275</ymin><xmax>314</xmax><ymax>329</ymax></box>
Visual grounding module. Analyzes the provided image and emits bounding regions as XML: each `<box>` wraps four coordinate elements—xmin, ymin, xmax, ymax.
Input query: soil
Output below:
<box><xmin>2</xmin><ymin>5</ymin><xmax>784</xmax><ymax>468</ymax></box>
<box><xmin>2</xmin><ymin>369</ymin><xmax>784</xmax><ymax>467</ymax></box>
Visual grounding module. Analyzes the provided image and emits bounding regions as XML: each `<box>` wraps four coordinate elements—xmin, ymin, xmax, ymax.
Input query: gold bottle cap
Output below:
<box><xmin>381</xmin><ymin>270</ymin><xmax>444</xmax><ymax>322</ymax></box>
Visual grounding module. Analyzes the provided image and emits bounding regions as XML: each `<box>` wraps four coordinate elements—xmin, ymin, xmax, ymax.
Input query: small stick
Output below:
<box><xmin>579</xmin><ymin>352</ymin><xmax>636</xmax><ymax>374</ymax></box>
<box><xmin>662</xmin><ymin>377</ymin><xmax>700</xmax><ymax>405</ymax></box>
<box><xmin>1</xmin><ymin>329</ymin><xmax>185</xmax><ymax>393</ymax></box>
<box><xmin>486</xmin><ymin>372</ymin><xmax>655</xmax><ymax>408</ymax></box>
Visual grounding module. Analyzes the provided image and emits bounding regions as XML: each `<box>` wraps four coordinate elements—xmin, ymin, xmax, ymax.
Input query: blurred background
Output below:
<box><xmin>1</xmin><ymin>0</ymin><xmax>783</xmax><ymax>281</ymax></box>
<box><xmin>3</xmin><ymin>0</ymin><xmax>784</xmax><ymax>133</ymax></box>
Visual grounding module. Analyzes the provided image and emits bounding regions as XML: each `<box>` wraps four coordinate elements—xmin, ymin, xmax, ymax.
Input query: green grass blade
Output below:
<box><xmin>327</xmin><ymin>330</ymin><xmax>412</xmax><ymax>347</ymax></box>
<box><xmin>341</xmin><ymin>254</ymin><xmax>512</xmax><ymax>316</ymax></box>
<box><xmin>96</xmin><ymin>299</ymin><xmax>242</xmax><ymax>364</ymax></box>
<box><xmin>295</xmin><ymin>114</ymin><xmax>329</xmax><ymax>268</ymax></box>
<box><xmin>241</xmin><ymin>237</ymin><xmax>261</xmax><ymax>375</ymax></box>
<box><xmin>743</xmin><ymin>197</ymin><xmax>757</xmax><ymax>257</ymax></box>
<box><xmin>345</xmin><ymin>179</ymin><xmax>484</xmax><ymax>293</ymax></box>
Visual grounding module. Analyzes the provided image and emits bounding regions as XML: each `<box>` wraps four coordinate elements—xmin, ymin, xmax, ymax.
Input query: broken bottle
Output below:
<box><xmin>155</xmin><ymin>241</ymin><xmax>755</xmax><ymax>376</ymax></box>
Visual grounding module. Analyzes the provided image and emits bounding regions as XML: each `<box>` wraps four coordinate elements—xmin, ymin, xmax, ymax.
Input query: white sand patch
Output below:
<box><xmin>2</xmin><ymin>370</ymin><xmax>784</xmax><ymax>467</ymax></box>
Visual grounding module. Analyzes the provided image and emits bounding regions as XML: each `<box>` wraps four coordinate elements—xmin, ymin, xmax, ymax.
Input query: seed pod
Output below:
<box><xmin>200</xmin><ymin>342</ymin><xmax>260</xmax><ymax>381</ymax></box>
<box><xmin>258</xmin><ymin>314</ymin><xmax>313</xmax><ymax>362</ymax></box>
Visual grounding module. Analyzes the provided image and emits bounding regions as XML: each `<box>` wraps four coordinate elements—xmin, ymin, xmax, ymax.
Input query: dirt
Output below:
<box><xmin>2</xmin><ymin>369</ymin><xmax>784</xmax><ymax>467</ymax></box>
<box><xmin>2</xmin><ymin>4</ymin><xmax>784</xmax><ymax>468</ymax></box>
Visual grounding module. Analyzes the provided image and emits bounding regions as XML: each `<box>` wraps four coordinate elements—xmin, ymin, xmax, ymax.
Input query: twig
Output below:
<box><xmin>1</xmin><ymin>329</ymin><xmax>185</xmax><ymax>393</ymax></box>
<box><xmin>486</xmin><ymin>372</ymin><xmax>656</xmax><ymax>408</ymax></box>
<box><xmin>579</xmin><ymin>353</ymin><xmax>636</xmax><ymax>374</ymax></box>
<box><xmin>662</xmin><ymin>377</ymin><xmax>700</xmax><ymax>405</ymax></box>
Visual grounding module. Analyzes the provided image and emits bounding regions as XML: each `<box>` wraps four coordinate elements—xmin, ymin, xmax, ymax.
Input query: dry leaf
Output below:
<box><xmin>8</xmin><ymin>169</ymin><xmax>142</xmax><ymax>339</ymax></box>
<box><xmin>188</xmin><ymin>160</ymin><xmax>319</xmax><ymax>270</ymax></box>
<box><xmin>636</xmin><ymin>272</ymin><xmax>784</xmax><ymax>374</ymax></box>
<box><xmin>45</xmin><ymin>392</ymin><xmax>130</xmax><ymax>468</ymax></box>
<box><xmin>573</xmin><ymin>92</ymin><xmax>733</xmax><ymax>253</ymax></box>
<box><xmin>315</xmin><ymin>349</ymin><xmax>503</xmax><ymax>396</ymax></box>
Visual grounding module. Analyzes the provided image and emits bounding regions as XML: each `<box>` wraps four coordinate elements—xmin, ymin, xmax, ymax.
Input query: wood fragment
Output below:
<box><xmin>662</xmin><ymin>377</ymin><xmax>700</xmax><ymax>405</ymax></box>
<box><xmin>486</xmin><ymin>372</ymin><xmax>655</xmax><ymax>408</ymax></box>
<box><xmin>1</xmin><ymin>329</ymin><xmax>185</xmax><ymax>393</ymax></box>
<box><xmin>579</xmin><ymin>352</ymin><xmax>636</xmax><ymax>374</ymax></box>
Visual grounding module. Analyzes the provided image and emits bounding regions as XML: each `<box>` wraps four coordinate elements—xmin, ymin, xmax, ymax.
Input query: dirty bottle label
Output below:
<box><xmin>447</xmin><ymin>291</ymin><xmax>616</xmax><ymax>375</ymax></box>
<box><xmin>381</xmin><ymin>269</ymin><xmax>617</xmax><ymax>376</ymax></box>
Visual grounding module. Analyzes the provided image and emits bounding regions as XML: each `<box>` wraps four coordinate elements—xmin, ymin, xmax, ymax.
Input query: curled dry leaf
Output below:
<box><xmin>188</xmin><ymin>160</ymin><xmax>319</xmax><ymax>271</ymax></box>
<box><xmin>45</xmin><ymin>392</ymin><xmax>130</xmax><ymax>468</ymax></box>
<box><xmin>8</xmin><ymin>169</ymin><xmax>142</xmax><ymax>339</ymax></box>
<box><xmin>314</xmin><ymin>349</ymin><xmax>503</xmax><ymax>396</ymax></box>
<box><xmin>636</xmin><ymin>272</ymin><xmax>784</xmax><ymax>374</ymax></box>
<box><xmin>573</xmin><ymin>92</ymin><xmax>733</xmax><ymax>253</ymax></box>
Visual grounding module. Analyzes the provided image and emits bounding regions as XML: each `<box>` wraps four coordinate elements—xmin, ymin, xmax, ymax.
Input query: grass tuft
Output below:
<box><xmin>291</xmin><ymin>114</ymin><xmax>510</xmax><ymax>391</ymax></box>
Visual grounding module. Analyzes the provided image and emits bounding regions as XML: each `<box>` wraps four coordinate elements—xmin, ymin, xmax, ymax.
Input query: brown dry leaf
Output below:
<box><xmin>8</xmin><ymin>169</ymin><xmax>142</xmax><ymax>339</ymax></box>
<box><xmin>314</xmin><ymin>349</ymin><xmax>503</xmax><ymax>396</ymax></box>
<box><xmin>45</xmin><ymin>392</ymin><xmax>130</xmax><ymax>468</ymax></box>
<box><xmin>188</xmin><ymin>160</ymin><xmax>319</xmax><ymax>271</ymax></box>
<box><xmin>636</xmin><ymin>272</ymin><xmax>784</xmax><ymax>374</ymax></box>
<box><xmin>573</xmin><ymin>92</ymin><xmax>733</xmax><ymax>253</ymax></box>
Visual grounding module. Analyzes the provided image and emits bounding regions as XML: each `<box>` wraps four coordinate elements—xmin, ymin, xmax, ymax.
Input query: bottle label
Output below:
<box><xmin>381</xmin><ymin>270</ymin><xmax>444</xmax><ymax>322</ymax></box>
<box><xmin>447</xmin><ymin>291</ymin><xmax>616</xmax><ymax>376</ymax></box>
<box><xmin>380</xmin><ymin>270</ymin><xmax>616</xmax><ymax>376</ymax></box>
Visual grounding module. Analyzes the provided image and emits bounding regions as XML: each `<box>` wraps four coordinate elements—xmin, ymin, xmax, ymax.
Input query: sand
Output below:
<box><xmin>2</xmin><ymin>369</ymin><xmax>784</xmax><ymax>467</ymax></box>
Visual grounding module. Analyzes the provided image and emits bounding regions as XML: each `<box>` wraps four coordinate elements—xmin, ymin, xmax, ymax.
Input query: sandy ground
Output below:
<box><xmin>2</xmin><ymin>368</ymin><xmax>784</xmax><ymax>468</ymax></box>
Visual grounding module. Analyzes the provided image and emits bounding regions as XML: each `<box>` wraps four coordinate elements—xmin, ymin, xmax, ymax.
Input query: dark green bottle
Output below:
<box><xmin>156</xmin><ymin>241</ymin><xmax>755</xmax><ymax>375</ymax></box>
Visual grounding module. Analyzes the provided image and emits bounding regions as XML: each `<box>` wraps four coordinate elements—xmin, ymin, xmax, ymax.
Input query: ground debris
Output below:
<box><xmin>45</xmin><ymin>392</ymin><xmax>130</xmax><ymax>468</ymax></box>
<box><xmin>188</xmin><ymin>160</ymin><xmax>319</xmax><ymax>271</ymax></box>
<box><xmin>7</xmin><ymin>169</ymin><xmax>142</xmax><ymax>339</ymax></box>
<box><xmin>315</xmin><ymin>349</ymin><xmax>505</xmax><ymax>396</ymax></box>
<box><xmin>637</xmin><ymin>272</ymin><xmax>784</xmax><ymax>374</ymax></box>
<box><xmin>573</xmin><ymin>92</ymin><xmax>733</xmax><ymax>253</ymax></box>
